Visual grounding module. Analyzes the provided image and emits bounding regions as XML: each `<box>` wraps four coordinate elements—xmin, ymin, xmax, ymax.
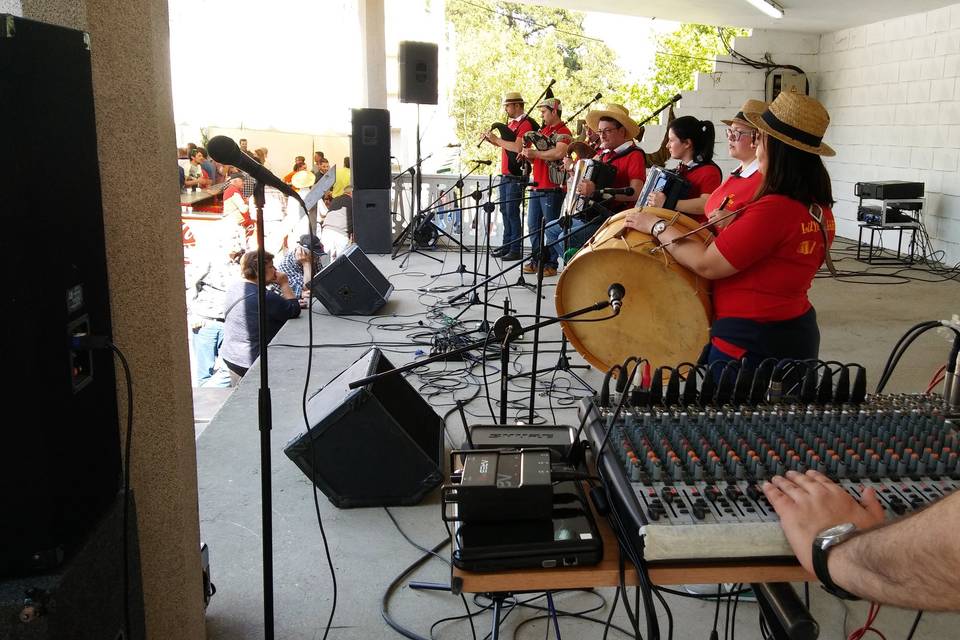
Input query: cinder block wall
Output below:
<box><xmin>676</xmin><ymin>14</ymin><xmax>960</xmax><ymax>266</ymax></box>
<box><xmin>819</xmin><ymin>3</ymin><xmax>960</xmax><ymax>263</ymax></box>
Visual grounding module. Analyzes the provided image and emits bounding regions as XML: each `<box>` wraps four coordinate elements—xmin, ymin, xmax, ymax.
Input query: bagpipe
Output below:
<box><xmin>523</xmin><ymin>92</ymin><xmax>603</xmax><ymax>186</ymax></box>
<box><xmin>478</xmin><ymin>80</ymin><xmax>554</xmax><ymax>176</ymax></box>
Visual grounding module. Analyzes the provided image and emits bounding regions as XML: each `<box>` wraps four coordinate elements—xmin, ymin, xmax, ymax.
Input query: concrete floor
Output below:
<box><xmin>196</xmin><ymin>231</ymin><xmax>960</xmax><ymax>640</ymax></box>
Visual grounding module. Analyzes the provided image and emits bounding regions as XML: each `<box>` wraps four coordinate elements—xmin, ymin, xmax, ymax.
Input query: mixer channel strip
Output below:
<box><xmin>582</xmin><ymin>395</ymin><xmax>960</xmax><ymax>562</ymax></box>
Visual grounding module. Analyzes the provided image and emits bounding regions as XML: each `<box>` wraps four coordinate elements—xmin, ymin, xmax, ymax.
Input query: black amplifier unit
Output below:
<box><xmin>854</xmin><ymin>181</ymin><xmax>924</xmax><ymax>200</ymax></box>
<box><xmin>442</xmin><ymin>448</ymin><xmax>554</xmax><ymax>522</ymax></box>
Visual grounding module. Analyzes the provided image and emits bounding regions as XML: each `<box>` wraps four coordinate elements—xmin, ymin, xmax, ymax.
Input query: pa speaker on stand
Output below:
<box><xmin>398</xmin><ymin>41</ymin><xmax>438</xmax><ymax>105</ymax></box>
<box><xmin>284</xmin><ymin>348</ymin><xmax>444</xmax><ymax>507</ymax></box>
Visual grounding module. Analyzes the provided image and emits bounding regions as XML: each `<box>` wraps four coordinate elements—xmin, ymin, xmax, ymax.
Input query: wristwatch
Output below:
<box><xmin>812</xmin><ymin>522</ymin><xmax>860</xmax><ymax>600</ymax></box>
<box><xmin>651</xmin><ymin>219</ymin><xmax>668</xmax><ymax>240</ymax></box>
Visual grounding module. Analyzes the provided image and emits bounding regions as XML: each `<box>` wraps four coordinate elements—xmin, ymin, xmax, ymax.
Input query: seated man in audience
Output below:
<box><xmin>320</xmin><ymin>187</ymin><xmax>353</xmax><ymax>260</ymax></box>
<box><xmin>184</xmin><ymin>148</ymin><xmax>212</xmax><ymax>189</ymax></box>
<box><xmin>276</xmin><ymin>234</ymin><xmax>323</xmax><ymax>304</ymax></box>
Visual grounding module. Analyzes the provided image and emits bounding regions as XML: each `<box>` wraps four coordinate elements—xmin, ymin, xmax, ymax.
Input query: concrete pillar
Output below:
<box><xmin>359</xmin><ymin>0</ymin><xmax>388</xmax><ymax>109</ymax></box>
<box><xmin>20</xmin><ymin>1</ymin><xmax>205</xmax><ymax>639</ymax></box>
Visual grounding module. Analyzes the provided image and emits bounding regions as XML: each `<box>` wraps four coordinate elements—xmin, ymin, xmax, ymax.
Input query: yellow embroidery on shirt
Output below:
<box><xmin>796</xmin><ymin>240</ymin><xmax>817</xmax><ymax>255</ymax></box>
<box><xmin>800</xmin><ymin>221</ymin><xmax>819</xmax><ymax>234</ymax></box>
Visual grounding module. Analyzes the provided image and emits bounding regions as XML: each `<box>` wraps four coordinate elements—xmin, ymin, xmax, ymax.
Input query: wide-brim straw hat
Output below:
<box><xmin>291</xmin><ymin>170</ymin><xmax>316</xmax><ymax>190</ymax></box>
<box><xmin>502</xmin><ymin>92</ymin><xmax>524</xmax><ymax>105</ymax></box>
<box><xmin>721</xmin><ymin>99</ymin><xmax>768</xmax><ymax>127</ymax></box>
<box><xmin>585</xmin><ymin>103</ymin><xmax>640</xmax><ymax>140</ymax></box>
<box><xmin>744</xmin><ymin>90</ymin><xmax>835</xmax><ymax>157</ymax></box>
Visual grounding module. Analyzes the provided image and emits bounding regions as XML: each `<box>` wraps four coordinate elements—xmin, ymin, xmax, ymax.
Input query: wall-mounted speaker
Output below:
<box><xmin>284</xmin><ymin>349</ymin><xmax>444</xmax><ymax>507</ymax></box>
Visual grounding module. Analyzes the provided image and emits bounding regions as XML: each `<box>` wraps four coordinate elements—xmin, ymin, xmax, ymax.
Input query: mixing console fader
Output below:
<box><xmin>582</xmin><ymin>395</ymin><xmax>959</xmax><ymax>562</ymax></box>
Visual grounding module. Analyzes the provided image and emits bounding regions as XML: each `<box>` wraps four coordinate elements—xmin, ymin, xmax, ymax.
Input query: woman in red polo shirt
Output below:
<box><xmin>650</xmin><ymin>100</ymin><xmax>767</xmax><ymax>225</ymax></box>
<box><xmin>625</xmin><ymin>91</ymin><xmax>836</xmax><ymax>367</ymax></box>
<box><xmin>646</xmin><ymin>116</ymin><xmax>722</xmax><ymax>222</ymax></box>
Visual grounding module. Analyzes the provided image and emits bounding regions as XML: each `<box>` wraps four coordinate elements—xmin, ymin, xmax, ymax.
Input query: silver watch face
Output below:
<box><xmin>818</xmin><ymin>522</ymin><xmax>856</xmax><ymax>543</ymax></box>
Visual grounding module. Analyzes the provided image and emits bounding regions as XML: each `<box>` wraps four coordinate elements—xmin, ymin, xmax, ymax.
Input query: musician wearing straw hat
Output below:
<box><xmin>519</xmin><ymin>97</ymin><xmax>572</xmax><ymax>276</ymax></box>
<box><xmin>482</xmin><ymin>91</ymin><xmax>534</xmax><ymax>260</ymax></box>
<box><xmin>659</xmin><ymin>99</ymin><xmax>768</xmax><ymax>227</ymax></box>
<box><xmin>578</xmin><ymin>103</ymin><xmax>647</xmax><ymax>212</ymax></box>
<box><xmin>569</xmin><ymin>103</ymin><xmax>647</xmax><ymax>247</ymax></box>
<box><xmin>624</xmin><ymin>90</ymin><xmax>837</xmax><ymax>367</ymax></box>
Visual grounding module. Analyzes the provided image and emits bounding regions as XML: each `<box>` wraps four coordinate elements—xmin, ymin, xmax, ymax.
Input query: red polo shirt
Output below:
<box><xmin>704</xmin><ymin>162</ymin><xmax>763</xmax><ymax>216</ymax></box>
<box><xmin>596</xmin><ymin>143</ymin><xmax>646</xmax><ymax>212</ymax></box>
<box><xmin>680</xmin><ymin>162</ymin><xmax>722</xmax><ymax>197</ymax></box>
<box><xmin>712</xmin><ymin>194</ymin><xmax>835</xmax><ymax>323</ymax></box>
<box><xmin>531</xmin><ymin>122</ymin><xmax>572</xmax><ymax>190</ymax></box>
<box><xmin>502</xmin><ymin>116</ymin><xmax>534</xmax><ymax>176</ymax></box>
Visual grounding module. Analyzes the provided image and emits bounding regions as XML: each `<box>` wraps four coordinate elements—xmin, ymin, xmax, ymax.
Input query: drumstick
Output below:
<box><xmin>650</xmin><ymin>205</ymin><xmax>746</xmax><ymax>253</ymax></box>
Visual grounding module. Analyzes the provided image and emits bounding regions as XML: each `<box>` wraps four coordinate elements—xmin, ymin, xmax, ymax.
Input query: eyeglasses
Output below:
<box><xmin>726</xmin><ymin>128</ymin><xmax>757</xmax><ymax>142</ymax></box>
<box><xmin>597</xmin><ymin>125</ymin><xmax>622</xmax><ymax>136</ymax></box>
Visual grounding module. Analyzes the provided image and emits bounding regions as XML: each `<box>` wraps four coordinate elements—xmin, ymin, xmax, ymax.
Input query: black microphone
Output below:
<box><xmin>599</xmin><ymin>186</ymin><xmax>635</xmax><ymax>197</ymax></box>
<box><xmin>607</xmin><ymin>283</ymin><xmax>625</xmax><ymax>313</ymax></box>
<box><xmin>207</xmin><ymin>136</ymin><xmax>298</xmax><ymax>198</ymax></box>
<box><xmin>472</xmin><ymin>159</ymin><xmax>492</xmax><ymax>165</ymax></box>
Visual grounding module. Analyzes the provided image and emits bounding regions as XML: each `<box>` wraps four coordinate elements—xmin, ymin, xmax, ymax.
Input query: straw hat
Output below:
<box><xmin>585</xmin><ymin>103</ymin><xmax>640</xmax><ymax>140</ymax></box>
<box><xmin>502</xmin><ymin>92</ymin><xmax>524</xmax><ymax>105</ymax></box>
<box><xmin>721</xmin><ymin>99</ymin><xmax>768</xmax><ymax>127</ymax></box>
<box><xmin>291</xmin><ymin>169</ymin><xmax>316</xmax><ymax>190</ymax></box>
<box><xmin>744</xmin><ymin>90</ymin><xmax>835</xmax><ymax>157</ymax></box>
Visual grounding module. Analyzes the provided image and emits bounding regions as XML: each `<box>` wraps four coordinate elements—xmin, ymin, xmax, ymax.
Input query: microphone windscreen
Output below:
<box><xmin>208</xmin><ymin>136</ymin><xmax>243</xmax><ymax>165</ymax></box>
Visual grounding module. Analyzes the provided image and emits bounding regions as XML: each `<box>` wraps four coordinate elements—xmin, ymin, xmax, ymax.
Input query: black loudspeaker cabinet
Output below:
<box><xmin>0</xmin><ymin>16</ymin><xmax>122</xmax><ymax>577</ymax></box>
<box><xmin>310</xmin><ymin>244</ymin><xmax>394</xmax><ymax>315</ymax></box>
<box><xmin>284</xmin><ymin>348</ymin><xmax>444</xmax><ymax>507</ymax></box>
<box><xmin>398</xmin><ymin>41</ymin><xmax>439</xmax><ymax>105</ymax></box>
<box><xmin>353</xmin><ymin>189</ymin><xmax>392</xmax><ymax>254</ymax></box>
<box><xmin>0</xmin><ymin>491</ymin><xmax>145</xmax><ymax>640</ymax></box>
<box><xmin>350</xmin><ymin>108</ymin><xmax>391</xmax><ymax>190</ymax></box>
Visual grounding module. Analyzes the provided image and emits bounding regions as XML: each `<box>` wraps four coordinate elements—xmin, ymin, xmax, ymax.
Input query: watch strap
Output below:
<box><xmin>812</xmin><ymin>539</ymin><xmax>860</xmax><ymax>601</ymax></box>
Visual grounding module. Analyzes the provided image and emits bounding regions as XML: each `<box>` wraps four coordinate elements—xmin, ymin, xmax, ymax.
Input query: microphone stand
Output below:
<box><xmin>432</xmin><ymin>164</ymin><xmax>489</xmax><ymax>280</ymax></box>
<box><xmin>528</xmin><ymin>216</ymin><xmax>549</xmax><ymax>423</ymax></box>
<box><xmin>251</xmin><ymin>181</ymin><xmax>276</xmax><ymax>640</ymax></box>
<box><xmin>346</xmin><ymin>295</ymin><xmax>621</xmax><ymax>426</ymax></box>
<box><xmin>250</xmin><ymin>180</ymin><xmax>307</xmax><ymax>640</ymax></box>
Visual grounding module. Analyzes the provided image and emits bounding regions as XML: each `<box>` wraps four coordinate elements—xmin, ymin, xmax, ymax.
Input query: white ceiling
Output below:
<box><xmin>521</xmin><ymin>0</ymin><xmax>958</xmax><ymax>33</ymax></box>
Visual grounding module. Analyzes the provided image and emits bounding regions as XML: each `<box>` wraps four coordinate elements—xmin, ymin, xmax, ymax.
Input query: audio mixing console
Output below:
<box><xmin>582</xmin><ymin>394</ymin><xmax>959</xmax><ymax>562</ymax></box>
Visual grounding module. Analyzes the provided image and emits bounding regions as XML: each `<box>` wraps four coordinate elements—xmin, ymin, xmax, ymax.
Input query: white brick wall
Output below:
<box><xmin>664</xmin><ymin>13</ymin><xmax>960</xmax><ymax>265</ymax></box>
<box><xmin>819</xmin><ymin>3</ymin><xmax>960</xmax><ymax>264</ymax></box>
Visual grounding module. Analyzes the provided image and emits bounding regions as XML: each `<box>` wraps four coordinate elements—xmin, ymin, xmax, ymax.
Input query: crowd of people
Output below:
<box><xmin>181</xmin><ymin>139</ymin><xmax>354</xmax><ymax>388</ymax></box>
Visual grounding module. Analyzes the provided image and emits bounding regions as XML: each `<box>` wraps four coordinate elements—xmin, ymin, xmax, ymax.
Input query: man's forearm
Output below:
<box><xmin>830</xmin><ymin>491</ymin><xmax>960</xmax><ymax>609</ymax></box>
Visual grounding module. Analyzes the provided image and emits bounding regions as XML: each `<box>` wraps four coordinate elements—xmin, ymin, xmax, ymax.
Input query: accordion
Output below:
<box><xmin>562</xmin><ymin>159</ymin><xmax>617</xmax><ymax>221</ymax></box>
<box><xmin>637</xmin><ymin>167</ymin><xmax>690</xmax><ymax>210</ymax></box>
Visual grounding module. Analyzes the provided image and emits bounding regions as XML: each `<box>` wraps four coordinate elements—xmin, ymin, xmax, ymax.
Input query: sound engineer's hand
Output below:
<box><xmin>763</xmin><ymin>470</ymin><xmax>885</xmax><ymax>574</ymax></box>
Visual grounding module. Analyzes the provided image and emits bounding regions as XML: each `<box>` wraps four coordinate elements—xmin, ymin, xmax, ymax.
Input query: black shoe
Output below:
<box><xmin>490</xmin><ymin>246</ymin><xmax>507</xmax><ymax>257</ymax></box>
<box><xmin>502</xmin><ymin>251</ymin><xmax>522</xmax><ymax>261</ymax></box>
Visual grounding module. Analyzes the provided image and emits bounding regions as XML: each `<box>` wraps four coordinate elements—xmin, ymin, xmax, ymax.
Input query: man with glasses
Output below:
<box><xmin>648</xmin><ymin>99</ymin><xmax>767</xmax><ymax>227</ymax></box>
<box><xmin>561</xmin><ymin>103</ymin><xmax>647</xmax><ymax>250</ymax></box>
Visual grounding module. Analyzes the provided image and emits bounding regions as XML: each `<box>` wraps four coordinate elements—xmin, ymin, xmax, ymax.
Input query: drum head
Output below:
<box><xmin>555</xmin><ymin>209</ymin><xmax>712</xmax><ymax>372</ymax></box>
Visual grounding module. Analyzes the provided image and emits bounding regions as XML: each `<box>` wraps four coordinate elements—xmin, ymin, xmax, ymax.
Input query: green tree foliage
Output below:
<box><xmin>446</xmin><ymin>0</ymin><xmax>623</xmax><ymax>169</ymax></box>
<box><xmin>622</xmin><ymin>24</ymin><xmax>749</xmax><ymax>119</ymax></box>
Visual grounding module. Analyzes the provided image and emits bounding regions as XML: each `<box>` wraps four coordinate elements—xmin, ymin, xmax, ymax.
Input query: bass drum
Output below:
<box><xmin>555</xmin><ymin>207</ymin><xmax>713</xmax><ymax>372</ymax></box>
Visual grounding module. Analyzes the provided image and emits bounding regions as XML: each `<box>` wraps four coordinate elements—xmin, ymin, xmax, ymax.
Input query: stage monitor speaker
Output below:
<box><xmin>1</xmin><ymin>16</ymin><xmax>122</xmax><ymax>577</ymax></box>
<box><xmin>309</xmin><ymin>244</ymin><xmax>394</xmax><ymax>315</ymax></box>
<box><xmin>0</xmin><ymin>491</ymin><xmax>145</xmax><ymax>640</ymax></box>
<box><xmin>350</xmin><ymin>108</ymin><xmax>390</xmax><ymax>190</ymax></box>
<box><xmin>284</xmin><ymin>348</ymin><xmax>444</xmax><ymax>507</ymax></box>
<box><xmin>353</xmin><ymin>189</ymin><xmax>392</xmax><ymax>254</ymax></box>
<box><xmin>398</xmin><ymin>41</ymin><xmax>438</xmax><ymax>105</ymax></box>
